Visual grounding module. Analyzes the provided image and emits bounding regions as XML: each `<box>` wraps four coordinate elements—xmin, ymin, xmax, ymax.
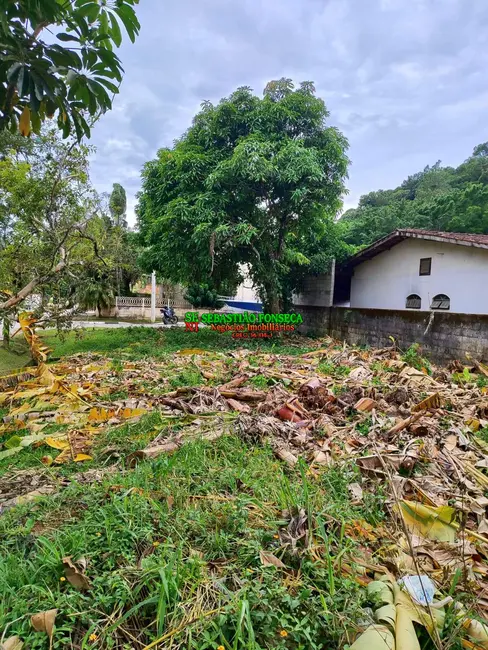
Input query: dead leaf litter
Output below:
<box><xmin>4</xmin><ymin>334</ymin><xmax>488</xmax><ymax>645</ymax></box>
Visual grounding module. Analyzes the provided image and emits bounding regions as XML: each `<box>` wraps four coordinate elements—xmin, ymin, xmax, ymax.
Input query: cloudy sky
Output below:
<box><xmin>89</xmin><ymin>0</ymin><xmax>488</xmax><ymax>225</ymax></box>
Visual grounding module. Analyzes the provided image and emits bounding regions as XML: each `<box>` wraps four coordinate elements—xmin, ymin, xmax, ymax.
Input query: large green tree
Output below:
<box><xmin>138</xmin><ymin>79</ymin><xmax>349</xmax><ymax>311</ymax></box>
<box><xmin>0</xmin><ymin>0</ymin><xmax>140</xmax><ymax>140</ymax></box>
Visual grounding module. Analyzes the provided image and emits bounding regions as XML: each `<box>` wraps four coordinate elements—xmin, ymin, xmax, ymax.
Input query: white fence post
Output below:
<box><xmin>151</xmin><ymin>271</ymin><xmax>156</xmax><ymax>323</ymax></box>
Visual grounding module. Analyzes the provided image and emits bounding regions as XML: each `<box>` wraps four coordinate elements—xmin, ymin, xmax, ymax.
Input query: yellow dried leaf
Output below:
<box><xmin>467</xmin><ymin>619</ymin><xmax>488</xmax><ymax>649</ymax></box>
<box><xmin>375</xmin><ymin>603</ymin><xmax>396</xmax><ymax>628</ymax></box>
<box><xmin>45</xmin><ymin>437</ymin><xmax>69</xmax><ymax>450</ymax></box>
<box><xmin>177</xmin><ymin>348</ymin><xmax>207</xmax><ymax>356</ymax></box>
<box><xmin>38</xmin><ymin>364</ymin><xmax>56</xmax><ymax>386</ymax></box>
<box><xmin>349</xmin><ymin>625</ymin><xmax>395</xmax><ymax>650</ymax></box>
<box><xmin>412</xmin><ymin>392</ymin><xmax>442</xmax><ymax>412</ymax></box>
<box><xmin>88</xmin><ymin>407</ymin><xmax>115</xmax><ymax>422</ymax></box>
<box><xmin>19</xmin><ymin>106</ymin><xmax>31</xmax><ymax>136</ymax></box>
<box><xmin>121</xmin><ymin>407</ymin><xmax>146</xmax><ymax>419</ymax></box>
<box><xmin>54</xmin><ymin>448</ymin><xmax>72</xmax><ymax>464</ymax></box>
<box><xmin>399</xmin><ymin>500</ymin><xmax>457</xmax><ymax>543</ymax></box>
<box><xmin>14</xmin><ymin>386</ymin><xmax>49</xmax><ymax>400</ymax></box>
<box><xmin>367</xmin><ymin>580</ymin><xmax>394</xmax><ymax>605</ymax></box>
<box><xmin>259</xmin><ymin>550</ymin><xmax>287</xmax><ymax>569</ymax></box>
<box><xmin>9</xmin><ymin>402</ymin><xmax>31</xmax><ymax>417</ymax></box>
<box><xmin>73</xmin><ymin>453</ymin><xmax>92</xmax><ymax>462</ymax></box>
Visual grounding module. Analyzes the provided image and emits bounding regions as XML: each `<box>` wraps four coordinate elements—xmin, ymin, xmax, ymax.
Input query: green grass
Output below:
<box><xmin>0</xmin><ymin>326</ymin><xmax>387</xmax><ymax>649</ymax></box>
<box><xmin>0</xmin><ymin>339</ymin><xmax>33</xmax><ymax>375</ymax></box>
<box><xmin>0</xmin><ymin>327</ymin><xmax>468</xmax><ymax>649</ymax></box>
<box><xmin>0</xmin><ymin>436</ymin><xmax>378</xmax><ymax>649</ymax></box>
<box><xmin>42</xmin><ymin>327</ymin><xmax>318</xmax><ymax>361</ymax></box>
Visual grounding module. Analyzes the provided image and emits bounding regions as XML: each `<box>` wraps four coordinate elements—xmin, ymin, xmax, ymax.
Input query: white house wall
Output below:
<box><xmin>234</xmin><ymin>279</ymin><xmax>260</xmax><ymax>303</ymax></box>
<box><xmin>350</xmin><ymin>238</ymin><xmax>488</xmax><ymax>314</ymax></box>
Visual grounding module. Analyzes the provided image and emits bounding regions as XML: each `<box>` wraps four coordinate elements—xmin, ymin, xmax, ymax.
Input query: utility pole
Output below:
<box><xmin>151</xmin><ymin>271</ymin><xmax>156</xmax><ymax>323</ymax></box>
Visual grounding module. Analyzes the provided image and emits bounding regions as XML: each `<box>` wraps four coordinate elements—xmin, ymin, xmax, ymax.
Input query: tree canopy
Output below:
<box><xmin>0</xmin><ymin>0</ymin><xmax>140</xmax><ymax>140</ymax></box>
<box><xmin>109</xmin><ymin>182</ymin><xmax>127</xmax><ymax>228</ymax></box>
<box><xmin>0</xmin><ymin>129</ymin><xmax>140</xmax><ymax>322</ymax></box>
<box><xmin>138</xmin><ymin>79</ymin><xmax>350</xmax><ymax>311</ymax></box>
<box><xmin>340</xmin><ymin>142</ymin><xmax>488</xmax><ymax>247</ymax></box>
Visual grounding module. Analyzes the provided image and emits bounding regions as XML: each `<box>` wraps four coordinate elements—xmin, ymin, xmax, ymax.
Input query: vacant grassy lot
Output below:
<box><xmin>2</xmin><ymin>328</ymin><xmax>374</xmax><ymax>650</ymax></box>
<box><xmin>43</xmin><ymin>326</ymin><xmax>318</xmax><ymax>359</ymax></box>
<box><xmin>0</xmin><ymin>327</ymin><xmax>486</xmax><ymax>649</ymax></box>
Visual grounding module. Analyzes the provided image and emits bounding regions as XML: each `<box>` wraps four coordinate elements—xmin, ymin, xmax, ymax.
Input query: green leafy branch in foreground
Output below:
<box><xmin>0</xmin><ymin>0</ymin><xmax>141</xmax><ymax>140</ymax></box>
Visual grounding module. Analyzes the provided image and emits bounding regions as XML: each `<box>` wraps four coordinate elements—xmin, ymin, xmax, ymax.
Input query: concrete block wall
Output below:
<box><xmin>292</xmin><ymin>264</ymin><xmax>335</xmax><ymax>308</ymax></box>
<box><xmin>297</xmin><ymin>306</ymin><xmax>488</xmax><ymax>362</ymax></box>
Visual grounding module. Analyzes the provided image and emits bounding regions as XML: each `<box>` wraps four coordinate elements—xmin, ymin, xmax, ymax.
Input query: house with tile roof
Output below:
<box><xmin>333</xmin><ymin>229</ymin><xmax>488</xmax><ymax>314</ymax></box>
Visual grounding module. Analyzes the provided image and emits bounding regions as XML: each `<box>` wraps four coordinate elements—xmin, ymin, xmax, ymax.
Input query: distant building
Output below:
<box><xmin>334</xmin><ymin>229</ymin><xmax>488</xmax><ymax>314</ymax></box>
<box><xmin>220</xmin><ymin>267</ymin><xmax>262</xmax><ymax>312</ymax></box>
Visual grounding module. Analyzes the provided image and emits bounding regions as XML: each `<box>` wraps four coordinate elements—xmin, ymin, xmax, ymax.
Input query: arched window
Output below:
<box><xmin>431</xmin><ymin>294</ymin><xmax>450</xmax><ymax>310</ymax></box>
<box><xmin>406</xmin><ymin>294</ymin><xmax>421</xmax><ymax>309</ymax></box>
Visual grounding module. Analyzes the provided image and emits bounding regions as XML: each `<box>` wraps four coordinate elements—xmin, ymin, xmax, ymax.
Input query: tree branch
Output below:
<box><xmin>0</xmin><ymin>248</ymin><xmax>66</xmax><ymax>311</ymax></box>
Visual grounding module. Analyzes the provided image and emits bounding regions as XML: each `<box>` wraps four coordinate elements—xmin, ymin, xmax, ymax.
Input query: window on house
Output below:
<box><xmin>431</xmin><ymin>294</ymin><xmax>450</xmax><ymax>310</ymax></box>
<box><xmin>419</xmin><ymin>258</ymin><xmax>432</xmax><ymax>276</ymax></box>
<box><xmin>406</xmin><ymin>294</ymin><xmax>421</xmax><ymax>309</ymax></box>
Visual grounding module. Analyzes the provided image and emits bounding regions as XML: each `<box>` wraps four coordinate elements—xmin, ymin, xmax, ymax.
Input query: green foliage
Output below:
<box><xmin>339</xmin><ymin>142</ymin><xmax>488</xmax><ymax>246</ymax></box>
<box><xmin>0</xmin><ymin>0</ymin><xmax>140</xmax><ymax>140</ymax></box>
<box><xmin>477</xmin><ymin>375</ymin><xmax>488</xmax><ymax>389</ymax></box>
<box><xmin>451</xmin><ymin>367</ymin><xmax>481</xmax><ymax>386</ymax></box>
<box><xmin>250</xmin><ymin>374</ymin><xmax>270</xmax><ymax>390</ymax></box>
<box><xmin>401</xmin><ymin>343</ymin><xmax>431</xmax><ymax>373</ymax></box>
<box><xmin>477</xmin><ymin>426</ymin><xmax>488</xmax><ymax>444</ymax></box>
<box><xmin>75</xmin><ymin>265</ymin><xmax>116</xmax><ymax>314</ymax></box>
<box><xmin>0</xmin><ymin>132</ymin><xmax>141</xmax><ymax>317</ymax></box>
<box><xmin>107</xmin><ymin>182</ymin><xmax>141</xmax><ymax>295</ymax></box>
<box><xmin>184</xmin><ymin>283</ymin><xmax>224</xmax><ymax>309</ymax></box>
<box><xmin>0</xmin><ymin>129</ymin><xmax>99</xmax><ymax>310</ymax></box>
<box><xmin>138</xmin><ymin>79</ymin><xmax>349</xmax><ymax>311</ymax></box>
<box><xmin>168</xmin><ymin>368</ymin><xmax>203</xmax><ymax>389</ymax></box>
<box><xmin>318</xmin><ymin>360</ymin><xmax>350</xmax><ymax>378</ymax></box>
<box><xmin>109</xmin><ymin>182</ymin><xmax>127</xmax><ymax>228</ymax></box>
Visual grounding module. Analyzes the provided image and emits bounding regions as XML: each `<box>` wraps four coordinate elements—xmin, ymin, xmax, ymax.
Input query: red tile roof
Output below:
<box><xmin>397</xmin><ymin>229</ymin><xmax>488</xmax><ymax>246</ymax></box>
<box><xmin>344</xmin><ymin>228</ymin><xmax>488</xmax><ymax>268</ymax></box>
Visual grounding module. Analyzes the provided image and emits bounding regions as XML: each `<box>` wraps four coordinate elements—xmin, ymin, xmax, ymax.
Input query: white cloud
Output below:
<box><xmin>87</xmin><ymin>0</ymin><xmax>488</xmax><ymax>214</ymax></box>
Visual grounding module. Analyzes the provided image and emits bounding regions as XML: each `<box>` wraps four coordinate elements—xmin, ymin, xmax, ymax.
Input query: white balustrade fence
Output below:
<box><xmin>115</xmin><ymin>295</ymin><xmax>193</xmax><ymax>317</ymax></box>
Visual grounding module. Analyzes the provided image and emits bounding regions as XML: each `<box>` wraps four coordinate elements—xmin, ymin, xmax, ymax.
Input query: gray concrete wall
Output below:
<box><xmin>293</xmin><ymin>263</ymin><xmax>335</xmax><ymax>307</ymax></box>
<box><xmin>297</xmin><ymin>305</ymin><xmax>488</xmax><ymax>362</ymax></box>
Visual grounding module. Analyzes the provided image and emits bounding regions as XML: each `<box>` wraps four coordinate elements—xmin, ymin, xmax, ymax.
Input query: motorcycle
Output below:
<box><xmin>160</xmin><ymin>305</ymin><xmax>178</xmax><ymax>325</ymax></box>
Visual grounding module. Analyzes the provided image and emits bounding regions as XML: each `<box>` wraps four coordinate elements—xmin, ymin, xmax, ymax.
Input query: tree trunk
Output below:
<box><xmin>2</xmin><ymin>318</ymin><xmax>10</xmax><ymax>349</ymax></box>
<box><xmin>268</xmin><ymin>295</ymin><xmax>280</xmax><ymax>313</ymax></box>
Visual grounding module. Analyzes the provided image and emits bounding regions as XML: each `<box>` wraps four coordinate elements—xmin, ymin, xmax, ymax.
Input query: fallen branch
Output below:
<box><xmin>219</xmin><ymin>389</ymin><xmax>267</xmax><ymax>401</ymax></box>
<box><xmin>385</xmin><ymin>410</ymin><xmax>425</xmax><ymax>438</ymax></box>
<box><xmin>127</xmin><ymin>429</ymin><xmax>226</xmax><ymax>467</ymax></box>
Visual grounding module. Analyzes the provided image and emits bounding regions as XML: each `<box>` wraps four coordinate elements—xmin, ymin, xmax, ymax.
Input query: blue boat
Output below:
<box><xmin>223</xmin><ymin>299</ymin><xmax>263</xmax><ymax>312</ymax></box>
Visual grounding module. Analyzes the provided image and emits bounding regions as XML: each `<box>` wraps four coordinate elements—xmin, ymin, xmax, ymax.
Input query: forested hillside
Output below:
<box><xmin>339</xmin><ymin>142</ymin><xmax>488</xmax><ymax>247</ymax></box>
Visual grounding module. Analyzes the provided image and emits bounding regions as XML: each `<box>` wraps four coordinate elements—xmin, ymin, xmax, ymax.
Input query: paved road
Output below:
<box><xmin>72</xmin><ymin>320</ymin><xmax>185</xmax><ymax>329</ymax></box>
